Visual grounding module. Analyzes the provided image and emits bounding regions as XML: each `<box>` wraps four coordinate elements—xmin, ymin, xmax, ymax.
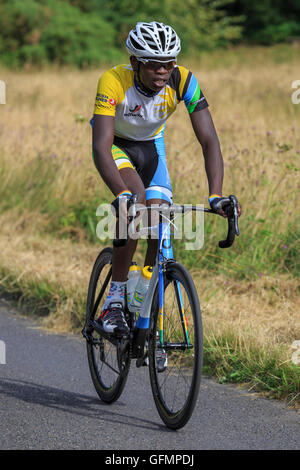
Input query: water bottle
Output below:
<box><xmin>130</xmin><ymin>266</ymin><xmax>153</xmax><ymax>313</ymax></box>
<box><xmin>126</xmin><ymin>263</ymin><xmax>141</xmax><ymax>308</ymax></box>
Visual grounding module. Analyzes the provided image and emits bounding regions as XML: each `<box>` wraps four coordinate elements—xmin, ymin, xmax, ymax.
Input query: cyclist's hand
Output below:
<box><xmin>111</xmin><ymin>190</ymin><xmax>132</xmax><ymax>222</ymax></box>
<box><xmin>209</xmin><ymin>194</ymin><xmax>242</xmax><ymax>218</ymax></box>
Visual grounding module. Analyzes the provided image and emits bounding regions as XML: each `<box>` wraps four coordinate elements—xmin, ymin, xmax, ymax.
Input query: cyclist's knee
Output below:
<box><xmin>146</xmin><ymin>197</ymin><xmax>170</xmax><ymax>207</ymax></box>
<box><xmin>137</xmin><ymin>190</ymin><xmax>146</xmax><ymax>206</ymax></box>
<box><xmin>119</xmin><ymin>168</ymin><xmax>146</xmax><ymax>206</ymax></box>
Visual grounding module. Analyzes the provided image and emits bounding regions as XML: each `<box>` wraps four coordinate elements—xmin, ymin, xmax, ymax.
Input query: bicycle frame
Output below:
<box><xmin>131</xmin><ymin>207</ymin><xmax>189</xmax><ymax>353</ymax></box>
<box><xmin>86</xmin><ymin>196</ymin><xmax>239</xmax><ymax>359</ymax></box>
<box><xmin>133</xmin><ymin>221</ymin><xmax>175</xmax><ymax>346</ymax></box>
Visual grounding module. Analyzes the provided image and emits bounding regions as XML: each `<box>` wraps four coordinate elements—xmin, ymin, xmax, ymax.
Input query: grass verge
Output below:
<box><xmin>203</xmin><ymin>331</ymin><xmax>299</xmax><ymax>407</ymax></box>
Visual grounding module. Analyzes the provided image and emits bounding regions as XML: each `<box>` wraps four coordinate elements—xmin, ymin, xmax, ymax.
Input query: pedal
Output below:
<box><xmin>156</xmin><ymin>348</ymin><xmax>168</xmax><ymax>373</ymax></box>
<box><xmin>81</xmin><ymin>326</ymin><xmax>93</xmax><ymax>343</ymax></box>
<box><xmin>136</xmin><ymin>353</ymin><xmax>148</xmax><ymax>368</ymax></box>
<box><xmin>117</xmin><ymin>338</ymin><xmax>130</xmax><ymax>376</ymax></box>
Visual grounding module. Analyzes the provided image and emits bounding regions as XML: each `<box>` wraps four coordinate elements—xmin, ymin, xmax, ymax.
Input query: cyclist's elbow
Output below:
<box><xmin>92</xmin><ymin>141</ymin><xmax>108</xmax><ymax>164</ymax></box>
<box><xmin>92</xmin><ymin>144</ymin><xmax>107</xmax><ymax>176</ymax></box>
<box><xmin>201</xmin><ymin>134</ymin><xmax>220</xmax><ymax>155</ymax></box>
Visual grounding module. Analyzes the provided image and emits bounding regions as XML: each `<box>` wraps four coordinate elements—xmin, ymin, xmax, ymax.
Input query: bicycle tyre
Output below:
<box><xmin>148</xmin><ymin>261</ymin><xmax>203</xmax><ymax>429</ymax></box>
<box><xmin>85</xmin><ymin>247</ymin><xmax>130</xmax><ymax>403</ymax></box>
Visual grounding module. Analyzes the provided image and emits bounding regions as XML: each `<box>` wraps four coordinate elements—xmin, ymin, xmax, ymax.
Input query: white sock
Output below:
<box><xmin>102</xmin><ymin>281</ymin><xmax>126</xmax><ymax>310</ymax></box>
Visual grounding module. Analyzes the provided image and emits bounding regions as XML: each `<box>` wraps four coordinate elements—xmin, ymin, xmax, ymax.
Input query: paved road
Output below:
<box><xmin>0</xmin><ymin>300</ymin><xmax>299</xmax><ymax>450</ymax></box>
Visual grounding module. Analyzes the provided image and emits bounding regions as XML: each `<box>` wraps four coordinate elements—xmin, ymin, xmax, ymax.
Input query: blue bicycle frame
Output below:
<box><xmin>134</xmin><ymin>217</ymin><xmax>189</xmax><ymax>348</ymax></box>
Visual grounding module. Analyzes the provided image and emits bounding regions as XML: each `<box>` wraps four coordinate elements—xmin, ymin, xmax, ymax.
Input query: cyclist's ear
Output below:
<box><xmin>130</xmin><ymin>56</ymin><xmax>139</xmax><ymax>72</ymax></box>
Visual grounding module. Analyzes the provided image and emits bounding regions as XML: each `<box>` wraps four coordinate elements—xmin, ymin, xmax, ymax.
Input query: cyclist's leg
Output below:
<box><xmin>99</xmin><ymin>146</ymin><xmax>145</xmax><ymax>332</ymax></box>
<box><xmin>112</xmin><ymin>166</ymin><xmax>146</xmax><ymax>281</ymax></box>
<box><xmin>144</xmin><ymin>198</ymin><xmax>162</xmax><ymax>267</ymax></box>
<box><xmin>109</xmin><ymin>145</ymin><xmax>146</xmax><ymax>281</ymax></box>
<box><xmin>110</xmin><ymin>136</ymin><xmax>172</xmax><ymax>268</ymax></box>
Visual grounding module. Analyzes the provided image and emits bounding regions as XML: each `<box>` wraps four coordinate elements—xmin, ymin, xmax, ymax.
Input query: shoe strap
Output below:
<box><xmin>101</xmin><ymin>304</ymin><xmax>125</xmax><ymax>322</ymax></box>
<box><xmin>110</xmin><ymin>302</ymin><xmax>123</xmax><ymax>309</ymax></box>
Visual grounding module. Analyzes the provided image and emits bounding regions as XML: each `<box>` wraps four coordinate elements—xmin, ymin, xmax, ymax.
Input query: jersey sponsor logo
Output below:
<box><xmin>96</xmin><ymin>93</ymin><xmax>116</xmax><ymax>106</ymax></box>
<box><xmin>129</xmin><ymin>104</ymin><xmax>141</xmax><ymax>113</ymax></box>
<box><xmin>95</xmin><ymin>102</ymin><xmax>111</xmax><ymax>109</ymax></box>
<box><xmin>191</xmin><ymin>96</ymin><xmax>205</xmax><ymax>105</ymax></box>
<box><xmin>124</xmin><ymin>104</ymin><xmax>143</xmax><ymax>118</ymax></box>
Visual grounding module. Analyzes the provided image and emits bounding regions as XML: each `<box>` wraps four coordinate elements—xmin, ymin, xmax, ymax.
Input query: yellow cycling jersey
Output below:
<box><xmin>93</xmin><ymin>64</ymin><xmax>208</xmax><ymax>141</ymax></box>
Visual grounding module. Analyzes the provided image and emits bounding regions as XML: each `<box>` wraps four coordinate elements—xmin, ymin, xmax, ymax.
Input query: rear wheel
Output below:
<box><xmin>85</xmin><ymin>247</ymin><xmax>130</xmax><ymax>403</ymax></box>
<box><xmin>148</xmin><ymin>262</ymin><xmax>203</xmax><ymax>429</ymax></box>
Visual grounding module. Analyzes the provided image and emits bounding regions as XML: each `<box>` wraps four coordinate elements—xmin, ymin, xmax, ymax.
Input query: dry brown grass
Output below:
<box><xmin>193</xmin><ymin>272</ymin><xmax>300</xmax><ymax>351</ymax></box>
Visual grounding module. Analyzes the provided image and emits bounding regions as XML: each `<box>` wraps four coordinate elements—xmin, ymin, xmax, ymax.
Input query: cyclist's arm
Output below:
<box><xmin>92</xmin><ymin>114</ymin><xmax>129</xmax><ymax>197</ymax></box>
<box><xmin>189</xmin><ymin>107</ymin><xmax>224</xmax><ymax>197</ymax></box>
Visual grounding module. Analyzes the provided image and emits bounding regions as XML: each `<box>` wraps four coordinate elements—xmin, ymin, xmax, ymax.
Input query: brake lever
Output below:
<box><xmin>231</xmin><ymin>195</ymin><xmax>240</xmax><ymax>236</ymax></box>
<box><xmin>218</xmin><ymin>195</ymin><xmax>239</xmax><ymax>248</ymax></box>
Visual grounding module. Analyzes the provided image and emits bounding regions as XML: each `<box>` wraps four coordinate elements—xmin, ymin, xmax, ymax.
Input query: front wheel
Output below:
<box><xmin>148</xmin><ymin>262</ymin><xmax>203</xmax><ymax>429</ymax></box>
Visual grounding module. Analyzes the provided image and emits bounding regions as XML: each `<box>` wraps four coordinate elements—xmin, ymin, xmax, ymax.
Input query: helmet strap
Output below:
<box><xmin>135</xmin><ymin>62</ymin><xmax>157</xmax><ymax>97</ymax></box>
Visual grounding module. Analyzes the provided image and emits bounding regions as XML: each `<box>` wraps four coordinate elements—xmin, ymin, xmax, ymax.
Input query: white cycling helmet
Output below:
<box><xmin>126</xmin><ymin>21</ymin><xmax>181</xmax><ymax>61</ymax></box>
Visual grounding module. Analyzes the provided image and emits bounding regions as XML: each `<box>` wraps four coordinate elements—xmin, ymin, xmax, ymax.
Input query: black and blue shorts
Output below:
<box><xmin>111</xmin><ymin>135</ymin><xmax>172</xmax><ymax>204</ymax></box>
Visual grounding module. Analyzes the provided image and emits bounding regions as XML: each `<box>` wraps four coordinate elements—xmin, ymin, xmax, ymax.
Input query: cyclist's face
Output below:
<box><xmin>131</xmin><ymin>57</ymin><xmax>175</xmax><ymax>92</ymax></box>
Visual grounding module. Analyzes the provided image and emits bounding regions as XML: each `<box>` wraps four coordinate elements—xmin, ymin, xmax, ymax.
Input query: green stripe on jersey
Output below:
<box><xmin>187</xmin><ymin>84</ymin><xmax>201</xmax><ymax>114</ymax></box>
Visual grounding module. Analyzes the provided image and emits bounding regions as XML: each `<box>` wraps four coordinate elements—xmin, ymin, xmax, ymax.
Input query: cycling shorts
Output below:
<box><xmin>111</xmin><ymin>135</ymin><xmax>172</xmax><ymax>204</ymax></box>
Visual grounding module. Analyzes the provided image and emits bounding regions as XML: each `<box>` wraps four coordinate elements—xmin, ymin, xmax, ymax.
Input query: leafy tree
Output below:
<box><xmin>1</xmin><ymin>0</ymin><xmax>299</xmax><ymax>68</ymax></box>
<box><xmin>225</xmin><ymin>0</ymin><xmax>300</xmax><ymax>44</ymax></box>
<box><xmin>0</xmin><ymin>0</ymin><xmax>117</xmax><ymax>67</ymax></box>
<box><xmin>99</xmin><ymin>0</ymin><xmax>242</xmax><ymax>52</ymax></box>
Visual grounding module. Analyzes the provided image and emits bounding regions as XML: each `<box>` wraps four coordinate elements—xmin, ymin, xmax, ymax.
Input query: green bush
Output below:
<box><xmin>0</xmin><ymin>0</ymin><xmax>299</xmax><ymax>67</ymax></box>
<box><xmin>99</xmin><ymin>0</ymin><xmax>243</xmax><ymax>53</ymax></box>
<box><xmin>0</xmin><ymin>0</ymin><xmax>118</xmax><ymax>67</ymax></box>
<box><xmin>0</xmin><ymin>0</ymin><xmax>242</xmax><ymax>68</ymax></box>
<box><xmin>224</xmin><ymin>0</ymin><xmax>300</xmax><ymax>45</ymax></box>
<box><xmin>251</xmin><ymin>22</ymin><xmax>300</xmax><ymax>45</ymax></box>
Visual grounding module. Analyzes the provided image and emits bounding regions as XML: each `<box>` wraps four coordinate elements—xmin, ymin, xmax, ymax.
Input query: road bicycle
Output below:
<box><xmin>82</xmin><ymin>195</ymin><xmax>239</xmax><ymax>429</ymax></box>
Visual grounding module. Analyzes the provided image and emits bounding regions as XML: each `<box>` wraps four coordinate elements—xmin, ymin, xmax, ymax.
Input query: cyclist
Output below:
<box><xmin>91</xmin><ymin>21</ymin><xmax>241</xmax><ymax>335</ymax></box>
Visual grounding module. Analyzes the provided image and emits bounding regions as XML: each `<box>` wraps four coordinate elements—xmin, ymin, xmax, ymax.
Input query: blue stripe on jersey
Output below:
<box><xmin>183</xmin><ymin>73</ymin><xmax>198</xmax><ymax>108</ymax></box>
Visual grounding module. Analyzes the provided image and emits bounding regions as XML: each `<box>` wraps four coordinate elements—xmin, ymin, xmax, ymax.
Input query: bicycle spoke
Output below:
<box><xmin>92</xmin><ymin>267</ymin><xmax>112</xmax><ymax>318</ymax></box>
<box><xmin>86</xmin><ymin>248</ymin><xmax>130</xmax><ymax>403</ymax></box>
<box><xmin>157</xmin><ymin>281</ymin><xmax>193</xmax><ymax>408</ymax></box>
<box><xmin>149</xmin><ymin>262</ymin><xmax>202</xmax><ymax>429</ymax></box>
